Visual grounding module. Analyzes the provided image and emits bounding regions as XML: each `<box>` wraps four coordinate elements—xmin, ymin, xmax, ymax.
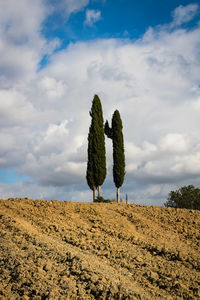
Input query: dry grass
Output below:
<box><xmin>0</xmin><ymin>198</ymin><xmax>200</xmax><ymax>299</ymax></box>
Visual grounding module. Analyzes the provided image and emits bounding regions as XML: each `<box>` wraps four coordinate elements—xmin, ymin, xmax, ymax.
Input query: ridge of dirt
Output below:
<box><xmin>0</xmin><ymin>198</ymin><xmax>200</xmax><ymax>299</ymax></box>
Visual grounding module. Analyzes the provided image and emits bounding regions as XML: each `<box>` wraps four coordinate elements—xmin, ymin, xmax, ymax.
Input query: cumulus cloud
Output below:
<box><xmin>0</xmin><ymin>2</ymin><xmax>200</xmax><ymax>204</ymax></box>
<box><xmin>39</xmin><ymin>77</ymin><xmax>66</xmax><ymax>98</ymax></box>
<box><xmin>84</xmin><ymin>9</ymin><xmax>101</xmax><ymax>26</ymax></box>
<box><xmin>0</xmin><ymin>0</ymin><xmax>60</xmax><ymax>88</ymax></box>
<box><xmin>159</xmin><ymin>133</ymin><xmax>189</xmax><ymax>153</ymax></box>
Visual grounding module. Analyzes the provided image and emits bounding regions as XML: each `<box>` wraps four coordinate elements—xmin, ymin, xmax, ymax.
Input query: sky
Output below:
<box><xmin>0</xmin><ymin>0</ymin><xmax>200</xmax><ymax>205</ymax></box>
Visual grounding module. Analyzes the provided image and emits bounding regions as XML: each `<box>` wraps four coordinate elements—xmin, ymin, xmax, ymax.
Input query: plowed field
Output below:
<box><xmin>0</xmin><ymin>198</ymin><xmax>199</xmax><ymax>299</ymax></box>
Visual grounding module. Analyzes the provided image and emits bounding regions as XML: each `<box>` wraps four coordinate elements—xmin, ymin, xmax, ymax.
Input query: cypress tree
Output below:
<box><xmin>86</xmin><ymin>95</ymin><xmax>106</xmax><ymax>200</ymax></box>
<box><xmin>105</xmin><ymin>110</ymin><xmax>125</xmax><ymax>203</ymax></box>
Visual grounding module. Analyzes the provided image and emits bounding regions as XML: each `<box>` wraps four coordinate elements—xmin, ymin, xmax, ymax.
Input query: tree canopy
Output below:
<box><xmin>164</xmin><ymin>185</ymin><xmax>200</xmax><ymax>210</ymax></box>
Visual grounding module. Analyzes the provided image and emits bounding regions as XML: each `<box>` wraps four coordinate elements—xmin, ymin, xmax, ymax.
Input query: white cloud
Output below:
<box><xmin>0</xmin><ymin>89</ymin><xmax>37</xmax><ymax>126</ymax></box>
<box><xmin>84</xmin><ymin>9</ymin><xmax>101</xmax><ymax>26</ymax></box>
<box><xmin>34</xmin><ymin>121</ymin><xmax>69</xmax><ymax>155</ymax></box>
<box><xmin>0</xmin><ymin>134</ymin><xmax>14</xmax><ymax>155</ymax></box>
<box><xmin>0</xmin><ymin>0</ymin><xmax>60</xmax><ymax>88</ymax></box>
<box><xmin>159</xmin><ymin>133</ymin><xmax>189</xmax><ymax>153</ymax></box>
<box><xmin>64</xmin><ymin>0</ymin><xmax>89</xmax><ymax>15</ymax></box>
<box><xmin>39</xmin><ymin>77</ymin><xmax>66</xmax><ymax>98</ymax></box>
<box><xmin>171</xmin><ymin>4</ymin><xmax>199</xmax><ymax>27</ymax></box>
<box><xmin>49</xmin><ymin>0</ymin><xmax>90</xmax><ymax>19</ymax></box>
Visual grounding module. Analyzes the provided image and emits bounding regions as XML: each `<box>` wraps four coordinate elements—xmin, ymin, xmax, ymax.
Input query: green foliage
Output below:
<box><xmin>112</xmin><ymin>110</ymin><xmax>125</xmax><ymax>189</ymax></box>
<box><xmin>94</xmin><ymin>196</ymin><xmax>111</xmax><ymax>203</ymax></box>
<box><xmin>86</xmin><ymin>126</ymin><xmax>95</xmax><ymax>191</ymax></box>
<box><xmin>165</xmin><ymin>185</ymin><xmax>200</xmax><ymax>210</ymax></box>
<box><xmin>86</xmin><ymin>95</ymin><xmax>106</xmax><ymax>192</ymax></box>
<box><xmin>105</xmin><ymin>111</ymin><xmax>125</xmax><ymax>190</ymax></box>
<box><xmin>104</xmin><ymin>120</ymin><xmax>113</xmax><ymax>139</ymax></box>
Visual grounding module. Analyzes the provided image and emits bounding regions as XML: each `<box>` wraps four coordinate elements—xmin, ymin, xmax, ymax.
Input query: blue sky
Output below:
<box><xmin>40</xmin><ymin>0</ymin><xmax>200</xmax><ymax>65</ymax></box>
<box><xmin>45</xmin><ymin>1</ymin><xmax>199</xmax><ymax>40</ymax></box>
<box><xmin>0</xmin><ymin>0</ymin><xmax>200</xmax><ymax>204</ymax></box>
<box><xmin>0</xmin><ymin>169</ymin><xmax>30</xmax><ymax>184</ymax></box>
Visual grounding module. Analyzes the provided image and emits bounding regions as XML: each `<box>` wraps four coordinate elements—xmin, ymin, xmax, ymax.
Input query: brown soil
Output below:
<box><xmin>0</xmin><ymin>198</ymin><xmax>199</xmax><ymax>299</ymax></box>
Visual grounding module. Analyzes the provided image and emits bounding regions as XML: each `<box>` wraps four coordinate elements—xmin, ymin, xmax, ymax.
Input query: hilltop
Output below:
<box><xmin>0</xmin><ymin>198</ymin><xmax>199</xmax><ymax>299</ymax></box>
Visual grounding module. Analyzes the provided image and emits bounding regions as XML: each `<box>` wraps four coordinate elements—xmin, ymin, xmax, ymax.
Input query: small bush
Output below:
<box><xmin>94</xmin><ymin>197</ymin><xmax>111</xmax><ymax>203</ymax></box>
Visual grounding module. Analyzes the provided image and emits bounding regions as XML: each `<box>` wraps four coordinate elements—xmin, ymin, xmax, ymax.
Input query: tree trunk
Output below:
<box><xmin>117</xmin><ymin>187</ymin><xmax>120</xmax><ymax>203</ymax></box>
<box><xmin>97</xmin><ymin>185</ymin><xmax>102</xmax><ymax>198</ymax></box>
<box><xmin>93</xmin><ymin>187</ymin><xmax>96</xmax><ymax>202</ymax></box>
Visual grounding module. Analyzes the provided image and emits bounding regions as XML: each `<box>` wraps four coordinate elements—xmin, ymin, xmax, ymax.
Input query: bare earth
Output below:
<box><xmin>0</xmin><ymin>198</ymin><xmax>199</xmax><ymax>299</ymax></box>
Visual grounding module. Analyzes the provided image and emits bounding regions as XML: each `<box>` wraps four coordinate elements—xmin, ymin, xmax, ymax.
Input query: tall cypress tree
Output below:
<box><xmin>86</xmin><ymin>95</ymin><xmax>106</xmax><ymax>200</ymax></box>
<box><xmin>105</xmin><ymin>110</ymin><xmax>125</xmax><ymax>203</ymax></box>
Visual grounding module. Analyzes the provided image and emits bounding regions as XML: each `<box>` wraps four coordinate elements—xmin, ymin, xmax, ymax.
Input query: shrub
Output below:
<box><xmin>94</xmin><ymin>197</ymin><xmax>111</xmax><ymax>203</ymax></box>
<box><xmin>164</xmin><ymin>185</ymin><xmax>200</xmax><ymax>210</ymax></box>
